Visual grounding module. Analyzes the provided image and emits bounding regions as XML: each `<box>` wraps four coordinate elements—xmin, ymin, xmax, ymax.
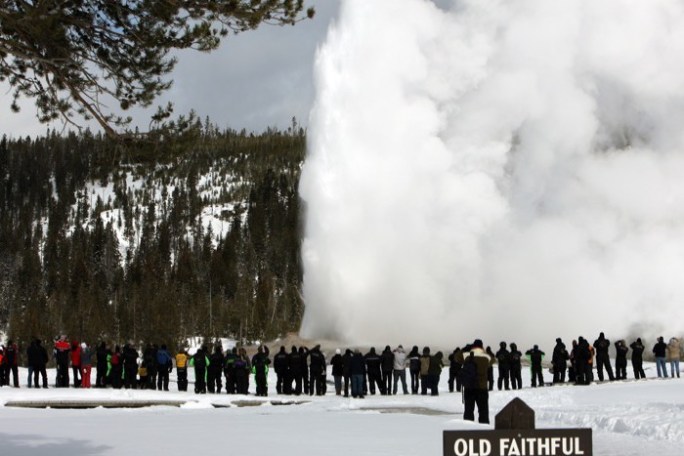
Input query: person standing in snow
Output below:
<box><xmin>273</xmin><ymin>346</ymin><xmax>290</xmax><ymax>395</ymax></box>
<box><xmin>552</xmin><ymin>338</ymin><xmax>569</xmax><ymax>384</ymax></box>
<box><xmin>288</xmin><ymin>346</ymin><xmax>302</xmax><ymax>395</ymax></box>
<box><xmin>365</xmin><ymin>347</ymin><xmax>383</xmax><ymax>395</ymax></box>
<box><xmin>224</xmin><ymin>347</ymin><xmax>238</xmax><ymax>394</ymax></box>
<box><xmin>252</xmin><ymin>345</ymin><xmax>271</xmax><ymax>397</ymax></box>
<box><xmin>428</xmin><ymin>351</ymin><xmax>444</xmax><ymax>396</ymax></box>
<box><xmin>408</xmin><ymin>345</ymin><xmax>421</xmax><ymax>394</ymax></box>
<box><xmin>614</xmin><ymin>340</ymin><xmax>628</xmax><ymax>380</ymax></box>
<box><xmin>70</xmin><ymin>340</ymin><xmax>82</xmax><ymax>387</ymax></box>
<box><xmin>380</xmin><ymin>345</ymin><xmax>394</xmax><ymax>395</ymax></box>
<box><xmin>350</xmin><ymin>349</ymin><xmax>366</xmax><ymax>399</ymax></box>
<box><xmin>54</xmin><ymin>335</ymin><xmax>70</xmax><ymax>387</ymax></box>
<box><xmin>419</xmin><ymin>346</ymin><xmax>431</xmax><ymax>395</ymax></box>
<box><xmin>495</xmin><ymin>343</ymin><xmax>511</xmax><ymax>390</ymax></box>
<box><xmin>29</xmin><ymin>339</ymin><xmax>49</xmax><ymax>388</ymax></box>
<box><xmin>207</xmin><ymin>344</ymin><xmax>225</xmax><ymax>394</ymax></box>
<box><xmin>192</xmin><ymin>345</ymin><xmax>210</xmax><ymax>394</ymax></box>
<box><xmin>143</xmin><ymin>344</ymin><xmax>158</xmax><ymax>390</ymax></box>
<box><xmin>234</xmin><ymin>347</ymin><xmax>251</xmax><ymax>395</ymax></box>
<box><xmin>629</xmin><ymin>338</ymin><xmax>646</xmax><ymax>379</ymax></box>
<box><xmin>80</xmin><ymin>342</ymin><xmax>93</xmax><ymax>388</ymax></box>
<box><xmin>509</xmin><ymin>343</ymin><xmax>523</xmax><ymax>390</ymax></box>
<box><xmin>525</xmin><ymin>345</ymin><xmax>545</xmax><ymax>387</ymax></box>
<box><xmin>653</xmin><ymin>336</ymin><xmax>668</xmax><ymax>378</ymax></box>
<box><xmin>96</xmin><ymin>341</ymin><xmax>110</xmax><ymax>387</ymax></box>
<box><xmin>109</xmin><ymin>345</ymin><xmax>123</xmax><ymax>389</ymax></box>
<box><xmin>594</xmin><ymin>332</ymin><xmax>615</xmax><ymax>382</ymax></box>
<box><xmin>156</xmin><ymin>344</ymin><xmax>172</xmax><ymax>391</ymax></box>
<box><xmin>392</xmin><ymin>345</ymin><xmax>408</xmax><ymax>395</ymax></box>
<box><xmin>3</xmin><ymin>340</ymin><xmax>19</xmax><ymax>387</ymax></box>
<box><xmin>330</xmin><ymin>348</ymin><xmax>344</xmax><ymax>395</ymax></box>
<box><xmin>308</xmin><ymin>344</ymin><xmax>324</xmax><ymax>396</ymax></box>
<box><xmin>666</xmin><ymin>337</ymin><xmax>681</xmax><ymax>378</ymax></box>
<box><xmin>175</xmin><ymin>348</ymin><xmax>189</xmax><ymax>392</ymax></box>
<box><xmin>459</xmin><ymin>339</ymin><xmax>494</xmax><ymax>424</ymax></box>
<box><xmin>122</xmin><ymin>343</ymin><xmax>139</xmax><ymax>389</ymax></box>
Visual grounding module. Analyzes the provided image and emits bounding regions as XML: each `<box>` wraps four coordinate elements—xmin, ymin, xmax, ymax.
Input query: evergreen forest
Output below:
<box><xmin>0</xmin><ymin>118</ymin><xmax>306</xmax><ymax>352</ymax></box>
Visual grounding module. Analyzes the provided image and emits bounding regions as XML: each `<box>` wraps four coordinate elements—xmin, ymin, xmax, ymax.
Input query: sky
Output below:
<box><xmin>0</xmin><ymin>0</ymin><xmax>341</xmax><ymax>138</ymax></box>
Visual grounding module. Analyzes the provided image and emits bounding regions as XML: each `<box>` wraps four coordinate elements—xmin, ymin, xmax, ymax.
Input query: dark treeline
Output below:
<box><xmin>0</xmin><ymin>118</ymin><xmax>306</xmax><ymax>353</ymax></box>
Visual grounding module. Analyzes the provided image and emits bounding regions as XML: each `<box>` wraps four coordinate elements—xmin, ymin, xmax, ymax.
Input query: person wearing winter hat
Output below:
<box><xmin>458</xmin><ymin>339</ymin><xmax>494</xmax><ymax>424</ymax></box>
<box><xmin>629</xmin><ymin>338</ymin><xmax>646</xmax><ymax>379</ymax></box>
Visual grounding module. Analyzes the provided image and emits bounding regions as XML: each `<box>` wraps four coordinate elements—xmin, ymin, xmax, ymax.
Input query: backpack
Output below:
<box><xmin>460</xmin><ymin>352</ymin><xmax>479</xmax><ymax>390</ymax></box>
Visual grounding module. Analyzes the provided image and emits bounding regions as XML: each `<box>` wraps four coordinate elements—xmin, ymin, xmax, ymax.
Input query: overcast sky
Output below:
<box><xmin>0</xmin><ymin>1</ymin><xmax>340</xmax><ymax>138</ymax></box>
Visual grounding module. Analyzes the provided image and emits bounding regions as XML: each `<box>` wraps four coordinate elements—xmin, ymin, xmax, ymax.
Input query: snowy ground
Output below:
<box><xmin>0</xmin><ymin>363</ymin><xmax>682</xmax><ymax>456</ymax></box>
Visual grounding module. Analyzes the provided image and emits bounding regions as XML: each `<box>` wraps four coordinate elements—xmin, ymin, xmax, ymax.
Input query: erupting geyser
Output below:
<box><xmin>299</xmin><ymin>0</ymin><xmax>684</xmax><ymax>348</ymax></box>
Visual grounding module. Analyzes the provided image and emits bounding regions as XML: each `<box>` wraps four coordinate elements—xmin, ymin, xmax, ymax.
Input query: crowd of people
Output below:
<box><xmin>0</xmin><ymin>333</ymin><xmax>681</xmax><ymax>423</ymax></box>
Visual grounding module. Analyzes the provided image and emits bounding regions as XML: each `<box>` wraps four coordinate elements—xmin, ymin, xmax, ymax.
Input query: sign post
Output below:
<box><xmin>444</xmin><ymin>398</ymin><xmax>592</xmax><ymax>456</ymax></box>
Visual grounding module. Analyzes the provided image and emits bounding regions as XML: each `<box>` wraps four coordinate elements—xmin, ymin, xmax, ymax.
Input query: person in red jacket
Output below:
<box><xmin>70</xmin><ymin>340</ymin><xmax>82</xmax><ymax>387</ymax></box>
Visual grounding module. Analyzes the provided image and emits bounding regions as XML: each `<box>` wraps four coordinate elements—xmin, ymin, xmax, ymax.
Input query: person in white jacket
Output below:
<box><xmin>666</xmin><ymin>337</ymin><xmax>681</xmax><ymax>378</ymax></box>
<box><xmin>392</xmin><ymin>345</ymin><xmax>408</xmax><ymax>395</ymax></box>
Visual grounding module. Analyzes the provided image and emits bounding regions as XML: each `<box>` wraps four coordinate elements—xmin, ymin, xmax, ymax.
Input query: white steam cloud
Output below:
<box><xmin>299</xmin><ymin>0</ymin><xmax>684</xmax><ymax>349</ymax></box>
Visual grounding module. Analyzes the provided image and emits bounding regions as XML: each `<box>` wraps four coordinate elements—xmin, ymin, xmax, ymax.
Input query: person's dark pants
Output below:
<box><xmin>309</xmin><ymin>370</ymin><xmax>323</xmax><ymax>396</ymax></box>
<box><xmin>596</xmin><ymin>356</ymin><xmax>614</xmax><ymax>381</ymax></box>
<box><xmin>632</xmin><ymin>360</ymin><xmax>645</xmax><ymax>379</ymax></box>
<box><xmin>236</xmin><ymin>370</ymin><xmax>249</xmax><ymax>394</ymax></box>
<box><xmin>72</xmin><ymin>365</ymin><xmax>81</xmax><ymax>387</ymax></box>
<box><xmin>255</xmin><ymin>371</ymin><xmax>268</xmax><ymax>396</ymax></box>
<box><xmin>124</xmin><ymin>366</ymin><xmax>137</xmax><ymax>389</ymax></box>
<box><xmin>410</xmin><ymin>369</ymin><xmax>419</xmax><ymax>394</ymax></box>
<box><xmin>5</xmin><ymin>365</ymin><xmax>19</xmax><ymax>387</ymax></box>
<box><xmin>148</xmin><ymin>368</ymin><xmax>157</xmax><ymax>390</ymax></box>
<box><xmin>111</xmin><ymin>367</ymin><xmax>122</xmax><ymax>389</ymax></box>
<box><xmin>368</xmin><ymin>371</ymin><xmax>383</xmax><ymax>395</ymax></box>
<box><xmin>57</xmin><ymin>363</ymin><xmax>70</xmax><ymax>387</ymax></box>
<box><xmin>224</xmin><ymin>371</ymin><xmax>235</xmax><ymax>394</ymax></box>
<box><xmin>194</xmin><ymin>367</ymin><xmax>207</xmax><ymax>393</ymax></box>
<box><xmin>553</xmin><ymin>366</ymin><xmax>566</xmax><ymax>383</ymax></box>
<box><xmin>463</xmin><ymin>388</ymin><xmax>489</xmax><ymax>424</ymax></box>
<box><xmin>393</xmin><ymin>369</ymin><xmax>408</xmax><ymax>394</ymax></box>
<box><xmin>34</xmin><ymin>367</ymin><xmax>48</xmax><ymax>388</ymax></box>
<box><xmin>429</xmin><ymin>374</ymin><xmax>440</xmax><ymax>396</ymax></box>
<box><xmin>488</xmin><ymin>367</ymin><xmax>494</xmax><ymax>391</ymax></box>
<box><xmin>510</xmin><ymin>367</ymin><xmax>522</xmax><ymax>389</ymax></box>
<box><xmin>96</xmin><ymin>365</ymin><xmax>107</xmax><ymax>387</ymax></box>
<box><xmin>302</xmin><ymin>372</ymin><xmax>309</xmax><ymax>395</ymax></box>
<box><xmin>615</xmin><ymin>361</ymin><xmax>627</xmax><ymax>380</ymax></box>
<box><xmin>157</xmin><ymin>368</ymin><xmax>170</xmax><ymax>391</ymax></box>
<box><xmin>334</xmin><ymin>375</ymin><xmax>342</xmax><ymax>395</ymax></box>
<box><xmin>177</xmin><ymin>368</ymin><xmax>188</xmax><ymax>391</ymax></box>
<box><xmin>531</xmin><ymin>366</ymin><xmax>543</xmax><ymax>387</ymax></box>
<box><xmin>291</xmin><ymin>372</ymin><xmax>302</xmax><ymax>395</ymax></box>
<box><xmin>207</xmin><ymin>369</ymin><xmax>222</xmax><ymax>393</ymax></box>
<box><xmin>381</xmin><ymin>370</ymin><xmax>392</xmax><ymax>395</ymax></box>
<box><xmin>343</xmin><ymin>374</ymin><xmax>350</xmax><ymax>397</ymax></box>
<box><xmin>351</xmin><ymin>374</ymin><xmax>364</xmax><ymax>397</ymax></box>
<box><xmin>276</xmin><ymin>372</ymin><xmax>286</xmax><ymax>394</ymax></box>
<box><xmin>27</xmin><ymin>366</ymin><xmax>34</xmax><ymax>388</ymax></box>
<box><xmin>497</xmin><ymin>367</ymin><xmax>510</xmax><ymax>390</ymax></box>
<box><xmin>420</xmin><ymin>374</ymin><xmax>429</xmax><ymax>395</ymax></box>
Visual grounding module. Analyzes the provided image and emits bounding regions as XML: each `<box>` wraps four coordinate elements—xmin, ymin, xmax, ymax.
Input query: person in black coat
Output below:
<box><xmin>364</xmin><ymin>347</ymin><xmax>383</xmax><ymax>395</ymax></box>
<box><xmin>594</xmin><ymin>332</ymin><xmax>615</xmax><ymax>382</ymax></box>
<box><xmin>630</xmin><ymin>338</ymin><xmax>646</xmax><ymax>379</ymax></box>
<box><xmin>122</xmin><ymin>343</ymin><xmax>139</xmax><ymax>389</ymax></box>
<box><xmin>330</xmin><ymin>349</ymin><xmax>344</xmax><ymax>395</ymax></box>
<box><xmin>289</xmin><ymin>346</ymin><xmax>302</xmax><ymax>395</ymax></box>
<box><xmin>448</xmin><ymin>347</ymin><xmax>463</xmax><ymax>392</ymax></box>
<box><xmin>273</xmin><ymin>346</ymin><xmax>290</xmax><ymax>395</ymax></box>
<box><xmin>350</xmin><ymin>349</ymin><xmax>366</xmax><ymax>398</ymax></box>
<box><xmin>495</xmin><ymin>342</ymin><xmax>511</xmax><ymax>390</ymax></box>
<box><xmin>252</xmin><ymin>345</ymin><xmax>271</xmax><ymax>397</ymax></box>
<box><xmin>614</xmin><ymin>340</ymin><xmax>628</xmax><ymax>380</ymax></box>
<box><xmin>299</xmin><ymin>346</ymin><xmax>310</xmax><ymax>395</ymax></box>
<box><xmin>573</xmin><ymin>337</ymin><xmax>591</xmax><ymax>385</ymax></box>
<box><xmin>96</xmin><ymin>342</ymin><xmax>110</xmax><ymax>388</ymax></box>
<box><xmin>208</xmin><ymin>345</ymin><xmax>225</xmax><ymax>394</ymax></box>
<box><xmin>552</xmin><ymin>338</ymin><xmax>569</xmax><ymax>384</ymax></box>
<box><xmin>223</xmin><ymin>347</ymin><xmax>238</xmax><ymax>394</ymax></box>
<box><xmin>28</xmin><ymin>339</ymin><xmax>49</xmax><ymax>388</ymax></box>
<box><xmin>308</xmin><ymin>345</ymin><xmax>325</xmax><ymax>396</ymax></box>
<box><xmin>342</xmin><ymin>348</ymin><xmax>353</xmax><ymax>397</ymax></box>
<box><xmin>380</xmin><ymin>345</ymin><xmax>394</xmax><ymax>395</ymax></box>
<box><xmin>653</xmin><ymin>336</ymin><xmax>668</xmax><ymax>378</ymax></box>
<box><xmin>408</xmin><ymin>345</ymin><xmax>421</xmax><ymax>394</ymax></box>
<box><xmin>525</xmin><ymin>345</ymin><xmax>545</xmax><ymax>387</ymax></box>
<box><xmin>509</xmin><ymin>343</ymin><xmax>523</xmax><ymax>390</ymax></box>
